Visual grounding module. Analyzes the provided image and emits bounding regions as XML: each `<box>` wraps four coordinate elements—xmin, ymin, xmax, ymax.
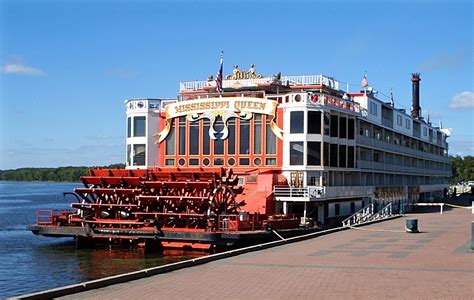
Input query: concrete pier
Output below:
<box><xmin>19</xmin><ymin>204</ymin><xmax>474</xmax><ymax>299</ymax></box>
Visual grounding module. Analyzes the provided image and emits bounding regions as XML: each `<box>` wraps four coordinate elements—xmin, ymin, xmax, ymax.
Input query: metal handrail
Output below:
<box><xmin>342</xmin><ymin>203</ymin><xmax>374</xmax><ymax>227</ymax></box>
<box><xmin>273</xmin><ymin>186</ymin><xmax>325</xmax><ymax>198</ymax></box>
<box><xmin>368</xmin><ymin>203</ymin><xmax>393</xmax><ymax>222</ymax></box>
<box><xmin>179</xmin><ymin>75</ymin><xmax>341</xmax><ymax>92</ymax></box>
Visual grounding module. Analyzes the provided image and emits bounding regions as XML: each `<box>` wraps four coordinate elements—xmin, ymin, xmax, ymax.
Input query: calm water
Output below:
<box><xmin>0</xmin><ymin>181</ymin><xmax>204</xmax><ymax>299</ymax></box>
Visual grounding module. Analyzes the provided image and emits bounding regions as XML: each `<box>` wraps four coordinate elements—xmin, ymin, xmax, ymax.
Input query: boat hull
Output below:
<box><xmin>27</xmin><ymin>224</ymin><xmax>322</xmax><ymax>250</ymax></box>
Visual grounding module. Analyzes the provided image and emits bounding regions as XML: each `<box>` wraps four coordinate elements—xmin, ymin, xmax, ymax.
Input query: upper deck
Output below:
<box><xmin>179</xmin><ymin>74</ymin><xmax>341</xmax><ymax>94</ymax></box>
<box><xmin>124</xmin><ymin>68</ymin><xmax>450</xmax><ymax>177</ymax></box>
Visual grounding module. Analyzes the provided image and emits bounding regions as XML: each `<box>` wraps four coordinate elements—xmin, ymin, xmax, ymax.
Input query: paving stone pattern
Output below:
<box><xmin>61</xmin><ymin>208</ymin><xmax>473</xmax><ymax>300</ymax></box>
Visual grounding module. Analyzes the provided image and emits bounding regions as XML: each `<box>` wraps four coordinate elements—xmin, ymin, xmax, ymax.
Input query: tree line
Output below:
<box><xmin>451</xmin><ymin>155</ymin><xmax>474</xmax><ymax>183</ymax></box>
<box><xmin>0</xmin><ymin>164</ymin><xmax>125</xmax><ymax>182</ymax></box>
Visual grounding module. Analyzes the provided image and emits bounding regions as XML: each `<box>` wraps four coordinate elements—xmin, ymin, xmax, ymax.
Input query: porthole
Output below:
<box><xmin>294</xmin><ymin>94</ymin><xmax>302</xmax><ymax>102</ymax></box>
<box><xmin>178</xmin><ymin>158</ymin><xmax>185</xmax><ymax>166</ymax></box>
<box><xmin>203</xmin><ymin>158</ymin><xmax>210</xmax><ymax>166</ymax></box>
<box><xmin>228</xmin><ymin>158</ymin><xmax>236</xmax><ymax>166</ymax></box>
<box><xmin>254</xmin><ymin>158</ymin><xmax>262</xmax><ymax>166</ymax></box>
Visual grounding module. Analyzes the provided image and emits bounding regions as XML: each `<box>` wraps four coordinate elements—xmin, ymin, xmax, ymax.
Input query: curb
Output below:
<box><xmin>12</xmin><ymin>215</ymin><xmax>401</xmax><ymax>300</ymax></box>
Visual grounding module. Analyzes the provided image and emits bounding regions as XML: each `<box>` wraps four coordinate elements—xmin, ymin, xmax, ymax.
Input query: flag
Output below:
<box><xmin>216</xmin><ymin>51</ymin><xmax>224</xmax><ymax>94</ymax></box>
<box><xmin>361</xmin><ymin>71</ymin><xmax>368</xmax><ymax>88</ymax></box>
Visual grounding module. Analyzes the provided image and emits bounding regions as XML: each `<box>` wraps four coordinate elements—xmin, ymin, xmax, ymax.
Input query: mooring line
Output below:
<box><xmin>272</xmin><ymin>229</ymin><xmax>286</xmax><ymax>240</ymax></box>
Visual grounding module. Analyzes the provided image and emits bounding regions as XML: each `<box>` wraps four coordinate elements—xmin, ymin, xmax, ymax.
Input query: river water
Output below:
<box><xmin>0</xmin><ymin>181</ymin><xmax>204</xmax><ymax>299</ymax></box>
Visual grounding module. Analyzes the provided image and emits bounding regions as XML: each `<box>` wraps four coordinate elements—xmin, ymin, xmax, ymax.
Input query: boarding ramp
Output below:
<box><xmin>342</xmin><ymin>203</ymin><xmax>395</xmax><ymax>227</ymax></box>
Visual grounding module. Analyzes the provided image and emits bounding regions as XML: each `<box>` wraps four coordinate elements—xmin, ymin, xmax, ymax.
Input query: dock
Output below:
<box><xmin>22</xmin><ymin>203</ymin><xmax>474</xmax><ymax>299</ymax></box>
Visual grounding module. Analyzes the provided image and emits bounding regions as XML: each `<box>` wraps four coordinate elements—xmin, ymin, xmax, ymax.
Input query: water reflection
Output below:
<box><xmin>0</xmin><ymin>182</ymin><xmax>205</xmax><ymax>299</ymax></box>
<box><xmin>29</xmin><ymin>240</ymin><xmax>205</xmax><ymax>286</ymax></box>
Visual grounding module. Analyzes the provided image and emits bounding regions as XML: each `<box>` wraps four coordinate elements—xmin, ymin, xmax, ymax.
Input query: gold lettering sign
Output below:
<box><xmin>225</xmin><ymin>64</ymin><xmax>263</xmax><ymax>80</ymax></box>
<box><xmin>154</xmin><ymin>97</ymin><xmax>284</xmax><ymax>143</ymax></box>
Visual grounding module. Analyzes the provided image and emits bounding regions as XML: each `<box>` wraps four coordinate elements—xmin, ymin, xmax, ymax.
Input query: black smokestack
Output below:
<box><xmin>411</xmin><ymin>73</ymin><xmax>421</xmax><ymax>119</ymax></box>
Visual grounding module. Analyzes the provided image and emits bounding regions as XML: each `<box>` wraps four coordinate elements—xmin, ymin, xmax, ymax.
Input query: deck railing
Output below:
<box><xmin>273</xmin><ymin>186</ymin><xmax>325</xmax><ymax>200</ymax></box>
<box><xmin>179</xmin><ymin>75</ymin><xmax>341</xmax><ymax>92</ymax></box>
<box><xmin>36</xmin><ymin>210</ymin><xmax>70</xmax><ymax>225</ymax></box>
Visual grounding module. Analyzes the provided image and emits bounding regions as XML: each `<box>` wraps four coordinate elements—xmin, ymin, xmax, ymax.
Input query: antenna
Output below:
<box><xmin>390</xmin><ymin>88</ymin><xmax>394</xmax><ymax>107</ymax></box>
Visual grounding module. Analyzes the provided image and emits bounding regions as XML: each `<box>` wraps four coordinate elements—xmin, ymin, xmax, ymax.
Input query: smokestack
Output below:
<box><xmin>411</xmin><ymin>73</ymin><xmax>421</xmax><ymax>119</ymax></box>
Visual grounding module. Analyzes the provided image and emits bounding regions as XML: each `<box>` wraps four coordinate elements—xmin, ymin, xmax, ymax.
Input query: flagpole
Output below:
<box><xmin>216</xmin><ymin>50</ymin><xmax>224</xmax><ymax>95</ymax></box>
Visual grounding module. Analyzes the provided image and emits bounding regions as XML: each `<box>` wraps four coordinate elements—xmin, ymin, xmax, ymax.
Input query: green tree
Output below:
<box><xmin>451</xmin><ymin>155</ymin><xmax>474</xmax><ymax>183</ymax></box>
<box><xmin>0</xmin><ymin>164</ymin><xmax>125</xmax><ymax>182</ymax></box>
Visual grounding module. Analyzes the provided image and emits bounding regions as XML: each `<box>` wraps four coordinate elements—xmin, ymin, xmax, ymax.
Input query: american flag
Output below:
<box><xmin>361</xmin><ymin>72</ymin><xmax>368</xmax><ymax>88</ymax></box>
<box><xmin>216</xmin><ymin>51</ymin><xmax>224</xmax><ymax>94</ymax></box>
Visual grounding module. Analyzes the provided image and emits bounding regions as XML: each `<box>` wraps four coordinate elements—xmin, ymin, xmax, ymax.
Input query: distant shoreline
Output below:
<box><xmin>0</xmin><ymin>164</ymin><xmax>124</xmax><ymax>182</ymax></box>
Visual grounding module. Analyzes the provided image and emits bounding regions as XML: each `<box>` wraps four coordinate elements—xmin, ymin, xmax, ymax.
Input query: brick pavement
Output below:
<box><xmin>61</xmin><ymin>206</ymin><xmax>473</xmax><ymax>300</ymax></box>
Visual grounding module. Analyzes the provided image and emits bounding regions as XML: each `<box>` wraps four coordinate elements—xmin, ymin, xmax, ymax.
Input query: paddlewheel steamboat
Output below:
<box><xmin>29</xmin><ymin>63</ymin><xmax>451</xmax><ymax>251</ymax></box>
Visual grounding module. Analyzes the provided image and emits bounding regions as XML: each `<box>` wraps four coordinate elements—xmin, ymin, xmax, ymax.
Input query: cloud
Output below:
<box><xmin>419</xmin><ymin>49</ymin><xmax>471</xmax><ymax>72</ymax></box>
<box><xmin>448</xmin><ymin>91</ymin><xmax>474</xmax><ymax>109</ymax></box>
<box><xmin>2</xmin><ymin>64</ymin><xmax>45</xmax><ymax>76</ymax></box>
<box><xmin>2</xmin><ymin>62</ymin><xmax>45</xmax><ymax>76</ymax></box>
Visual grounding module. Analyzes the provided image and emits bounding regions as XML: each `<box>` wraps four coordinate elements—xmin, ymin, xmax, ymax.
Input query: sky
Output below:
<box><xmin>0</xmin><ymin>0</ymin><xmax>473</xmax><ymax>169</ymax></box>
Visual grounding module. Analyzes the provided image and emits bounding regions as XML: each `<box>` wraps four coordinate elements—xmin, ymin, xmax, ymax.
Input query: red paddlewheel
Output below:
<box><xmin>62</xmin><ymin>168</ymin><xmax>245</xmax><ymax>231</ymax></box>
<box><xmin>209</xmin><ymin>184</ymin><xmax>239</xmax><ymax>215</ymax></box>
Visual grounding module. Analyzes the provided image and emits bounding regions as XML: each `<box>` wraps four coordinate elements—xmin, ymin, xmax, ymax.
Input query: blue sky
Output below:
<box><xmin>1</xmin><ymin>0</ymin><xmax>473</xmax><ymax>169</ymax></box>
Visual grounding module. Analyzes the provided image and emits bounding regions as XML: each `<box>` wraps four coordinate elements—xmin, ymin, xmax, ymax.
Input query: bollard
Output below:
<box><xmin>471</xmin><ymin>221</ymin><xmax>474</xmax><ymax>251</ymax></box>
<box><xmin>405</xmin><ymin>219</ymin><xmax>419</xmax><ymax>233</ymax></box>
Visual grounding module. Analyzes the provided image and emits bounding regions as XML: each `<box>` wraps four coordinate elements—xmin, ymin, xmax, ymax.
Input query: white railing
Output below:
<box><xmin>281</xmin><ymin>75</ymin><xmax>321</xmax><ymax>85</ymax></box>
<box><xmin>273</xmin><ymin>186</ymin><xmax>325</xmax><ymax>200</ymax></box>
<box><xmin>356</xmin><ymin>135</ymin><xmax>452</xmax><ymax>164</ymax></box>
<box><xmin>342</xmin><ymin>203</ymin><xmax>374</xmax><ymax>227</ymax></box>
<box><xmin>323</xmin><ymin>186</ymin><xmax>373</xmax><ymax>199</ymax></box>
<box><xmin>357</xmin><ymin>159</ymin><xmax>451</xmax><ymax>176</ymax></box>
<box><xmin>180</xmin><ymin>80</ymin><xmax>209</xmax><ymax>92</ymax></box>
<box><xmin>368</xmin><ymin>203</ymin><xmax>393</xmax><ymax>222</ymax></box>
<box><xmin>179</xmin><ymin>75</ymin><xmax>341</xmax><ymax>92</ymax></box>
<box><xmin>342</xmin><ymin>202</ymin><xmax>395</xmax><ymax>227</ymax></box>
<box><xmin>281</xmin><ymin>75</ymin><xmax>340</xmax><ymax>90</ymax></box>
<box><xmin>274</xmin><ymin>186</ymin><xmax>309</xmax><ymax>198</ymax></box>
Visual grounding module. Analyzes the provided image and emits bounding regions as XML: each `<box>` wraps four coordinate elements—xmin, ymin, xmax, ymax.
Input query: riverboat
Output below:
<box><xmin>29</xmin><ymin>63</ymin><xmax>452</xmax><ymax>251</ymax></box>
